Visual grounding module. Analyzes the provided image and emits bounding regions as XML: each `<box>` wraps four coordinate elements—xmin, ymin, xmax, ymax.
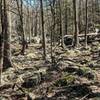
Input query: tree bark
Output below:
<box><xmin>0</xmin><ymin>0</ymin><xmax>3</xmax><ymax>84</ymax></box>
<box><xmin>40</xmin><ymin>0</ymin><xmax>46</xmax><ymax>60</ymax></box>
<box><xmin>3</xmin><ymin>0</ymin><xmax>12</xmax><ymax>69</ymax></box>
<box><xmin>60</xmin><ymin>0</ymin><xmax>65</xmax><ymax>48</ymax></box>
<box><xmin>85</xmin><ymin>0</ymin><xmax>88</xmax><ymax>48</ymax></box>
<box><xmin>73</xmin><ymin>0</ymin><xmax>79</xmax><ymax>47</ymax></box>
<box><xmin>16</xmin><ymin>0</ymin><xmax>27</xmax><ymax>55</ymax></box>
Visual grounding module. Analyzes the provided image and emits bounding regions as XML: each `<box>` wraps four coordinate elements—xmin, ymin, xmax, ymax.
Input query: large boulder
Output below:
<box><xmin>32</xmin><ymin>36</ymin><xmax>41</xmax><ymax>44</ymax></box>
<box><xmin>64</xmin><ymin>35</ymin><xmax>73</xmax><ymax>46</ymax></box>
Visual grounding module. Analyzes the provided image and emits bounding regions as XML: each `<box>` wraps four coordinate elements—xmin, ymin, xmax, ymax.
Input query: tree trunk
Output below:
<box><xmin>34</xmin><ymin>11</ymin><xmax>38</xmax><ymax>36</ymax></box>
<box><xmin>0</xmin><ymin>0</ymin><xmax>3</xmax><ymax>84</ymax></box>
<box><xmin>2</xmin><ymin>0</ymin><xmax>12</xmax><ymax>69</ymax></box>
<box><xmin>40</xmin><ymin>0</ymin><xmax>46</xmax><ymax>60</ymax></box>
<box><xmin>49</xmin><ymin>0</ymin><xmax>56</xmax><ymax>65</ymax></box>
<box><xmin>85</xmin><ymin>0</ymin><xmax>88</xmax><ymax>48</ymax></box>
<box><xmin>65</xmin><ymin>1</ymin><xmax>68</xmax><ymax>35</ymax></box>
<box><xmin>60</xmin><ymin>0</ymin><xmax>65</xmax><ymax>48</ymax></box>
<box><xmin>73</xmin><ymin>0</ymin><xmax>79</xmax><ymax>47</ymax></box>
<box><xmin>16</xmin><ymin>0</ymin><xmax>27</xmax><ymax>55</ymax></box>
<box><xmin>0</xmin><ymin>32</ymin><xmax>3</xmax><ymax>84</ymax></box>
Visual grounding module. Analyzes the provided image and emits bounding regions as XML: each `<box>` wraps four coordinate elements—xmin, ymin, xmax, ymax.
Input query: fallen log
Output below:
<box><xmin>64</xmin><ymin>33</ymin><xmax>100</xmax><ymax>46</ymax></box>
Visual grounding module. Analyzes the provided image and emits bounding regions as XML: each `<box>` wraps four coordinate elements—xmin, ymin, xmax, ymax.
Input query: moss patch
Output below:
<box><xmin>54</xmin><ymin>75</ymin><xmax>75</xmax><ymax>87</ymax></box>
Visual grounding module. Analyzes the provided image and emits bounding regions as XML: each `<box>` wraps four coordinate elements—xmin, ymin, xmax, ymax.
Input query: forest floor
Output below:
<box><xmin>0</xmin><ymin>41</ymin><xmax>100</xmax><ymax>100</ymax></box>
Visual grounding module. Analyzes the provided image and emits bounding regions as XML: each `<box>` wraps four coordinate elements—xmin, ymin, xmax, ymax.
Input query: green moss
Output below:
<box><xmin>95</xmin><ymin>24</ymin><xmax>100</xmax><ymax>29</ymax></box>
<box><xmin>64</xmin><ymin>75</ymin><xmax>75</xmax><ymax>84</ymax></box>
<box><xmin>48</xmin><ymin>86</ymin><xmax>54</xmax><ymax>92</ymax></box>
<box><xmin>54</xmin><ymin>75</ymin><xmax>75</xmax><ymax>87</ymax></box>
<box><xmin>79</xmin><ymin>67</ymin><xmax>96</xmax><ymax>80</ymax></box>
<box><xmin>80</xmin><ymin>67</ymin><xmax>91</xmax><ymax>74</ymax></box>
